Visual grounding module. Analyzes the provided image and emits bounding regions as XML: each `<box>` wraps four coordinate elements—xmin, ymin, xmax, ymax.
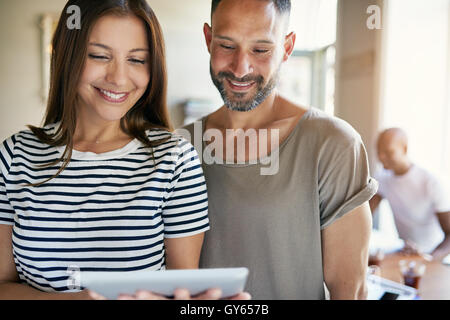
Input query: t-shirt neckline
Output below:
<box><xmin>200</xmin><ymin>107</ymin><xmax>313</xmax><ymax>167</ymax></box>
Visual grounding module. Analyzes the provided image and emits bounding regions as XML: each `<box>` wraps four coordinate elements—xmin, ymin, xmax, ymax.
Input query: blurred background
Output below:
<box><xmin>0</xmin><ymin>0</ymin><xmax>449</xmax><ymax>237</ymax></box>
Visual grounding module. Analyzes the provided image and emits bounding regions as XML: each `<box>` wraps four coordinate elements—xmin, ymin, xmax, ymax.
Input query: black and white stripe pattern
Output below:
<box><xmin>0</xmin><ymin>124</ymin><xmax>209</xmax><ymax>292</ymax></box>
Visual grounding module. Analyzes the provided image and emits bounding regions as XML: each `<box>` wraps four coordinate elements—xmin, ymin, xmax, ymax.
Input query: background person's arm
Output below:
<box><xmin>322</xmin><ymin>202</ymin><xmax>373</xmax><ymax>300</ymax></box>
<box><xmin>369</xmin><ymin>194</ymin><xmax>382</xmax><ymax>215</ymax></box>
<box><xmin>432</xmin><ymin>211</ymin><xmax>450</xmax><ymax>260</ymax></box>
<box><xmin>0</xmin><ymin>225</ymin><xmax>101</xmax><ymax>300</ymax></box>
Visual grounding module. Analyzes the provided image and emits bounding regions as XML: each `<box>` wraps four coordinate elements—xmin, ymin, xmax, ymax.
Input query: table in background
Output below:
<box><xmin>377</xmin><ymin>253</ymin><xmax>450</xmax><ymax>300</ymax></box>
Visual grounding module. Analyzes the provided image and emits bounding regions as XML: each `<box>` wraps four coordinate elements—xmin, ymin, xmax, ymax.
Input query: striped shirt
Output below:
<box><xmin>0</xmin><ymin>124</ymin><xmax>209</xmax><ymax>293</ymax></box>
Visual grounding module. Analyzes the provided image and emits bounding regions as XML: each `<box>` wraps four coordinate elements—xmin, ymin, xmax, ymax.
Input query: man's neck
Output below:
<box><xmin>219</xmin><ymin>93</ymin><xmax>279</xmax><ymax>130</ymax></box>
<box><xmin>393</xmin><ymin>161</ymin><xmax>413</xmax><ymax>176</ymax></box>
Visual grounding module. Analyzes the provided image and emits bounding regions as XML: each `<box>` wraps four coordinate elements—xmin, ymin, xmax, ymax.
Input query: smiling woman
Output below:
<box><xmin>0</xmin><ymin>0</ymin><xmax>223</xmax><ymax>300</ymax></box>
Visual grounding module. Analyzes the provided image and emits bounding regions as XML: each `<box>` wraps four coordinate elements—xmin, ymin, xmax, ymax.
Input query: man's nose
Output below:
<box><xmin>105</xmin><ymin>60</ymin><xmax>128</xmax><ymax>88</ymax></box>
<box><xmin>230</xmin><ymin>49</ymin><xmax>253</xmax><ymax>79</ymax></box>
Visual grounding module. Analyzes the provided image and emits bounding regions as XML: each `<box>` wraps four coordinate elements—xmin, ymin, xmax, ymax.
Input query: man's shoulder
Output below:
<box><xmin>299</xmin><ymin>107</ymin><xmax>364</xmax><ymax>150</ymax></box>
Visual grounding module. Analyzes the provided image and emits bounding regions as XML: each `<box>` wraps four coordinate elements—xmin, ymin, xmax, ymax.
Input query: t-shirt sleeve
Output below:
<box><xmin>428</xmin><ymin>175</ymin><xmax>450</xmax><ymax>213</ymax></box>
<box><xmin>0</xmin><ymin>137</ymin><xmax>16</xmax><ymax>226</ymax></box>
<box><xmin>162</xmin><ymin>137</ymin><xmax>210</xmax><ymax>238</ymax></box>
<box><xmin>372</xmin><ymin>169</ymin><xmax>386</xmax><ymax>198</ymax></box>
<box><xmin>319</xmin><ymin>130</ymin><xmax>378</xmax><ymax>229</ymax></box>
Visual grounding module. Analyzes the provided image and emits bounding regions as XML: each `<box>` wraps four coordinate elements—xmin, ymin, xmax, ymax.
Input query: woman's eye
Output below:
<box><xmin>129</xmin><ymin>58</ymin><xmax>146</xmax><ymax>65</ymax></box>
<box><xmin>88</xmin><ymin>54</ymin><xmax>109</xmax><ymax>60</ymax></box>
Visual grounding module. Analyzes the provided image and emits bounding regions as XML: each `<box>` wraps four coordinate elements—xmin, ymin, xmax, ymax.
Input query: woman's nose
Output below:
<box><xmin>105</xmin><ymin>60</ymin><xmax>128</xmax><ymax>88</ymax></box>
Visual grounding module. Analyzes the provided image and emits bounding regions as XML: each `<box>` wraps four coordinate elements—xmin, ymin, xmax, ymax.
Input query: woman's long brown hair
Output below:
<box><xmin>28</xmin><ymin>0</ymin><xmax>172</xmax><ymax>186</ymax></box>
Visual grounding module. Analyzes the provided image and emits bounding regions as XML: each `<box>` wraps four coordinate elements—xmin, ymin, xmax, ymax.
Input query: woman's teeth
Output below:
<box><xmin>99</xmin><ymin>88</ymin><xmax>126</xmax><ymax>100</ymax></box>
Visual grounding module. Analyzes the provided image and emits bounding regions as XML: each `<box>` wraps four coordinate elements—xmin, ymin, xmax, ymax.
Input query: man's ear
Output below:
<box><xmin>283</xmin><ymin>32</ymin><xmax>296</xmax><ymax>62</ymax></box>
<box><xmin>203</xmin><ymin>23</ymin><xmax>213</xmax><ymax>53</ymax></box>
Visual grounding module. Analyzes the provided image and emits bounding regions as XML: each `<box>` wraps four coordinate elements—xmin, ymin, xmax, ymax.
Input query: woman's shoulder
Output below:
<box><xmin>146</xmin><ymin>128</ymin><xmax>197</xmax><ymax>155</ymax></box>
<box><xmin>1</xmin><ymin>124</ymin><xmax>58</xmax><ymax>169</ymax></box>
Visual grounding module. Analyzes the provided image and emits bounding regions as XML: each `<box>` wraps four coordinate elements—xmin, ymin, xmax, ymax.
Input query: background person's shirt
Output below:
<box><xmin>0</xmin><ymin>124</ymin><xmax>209</xmax><ymax>292</ymax></box>
<box><xmin>184</xmin><ymin>107</ymin><xmax>378</xmax><ymax>299</ymax></box>
<box><xmin>374</xmin><ymin>165</ymin><xmax>450</xmax><ymax>253</ymax></box>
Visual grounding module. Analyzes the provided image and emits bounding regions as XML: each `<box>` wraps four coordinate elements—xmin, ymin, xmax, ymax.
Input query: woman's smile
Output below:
<box><xmin>93</xmin><ymin>86</ymin><xmax>131</xmax><ymax>103</ymax></box>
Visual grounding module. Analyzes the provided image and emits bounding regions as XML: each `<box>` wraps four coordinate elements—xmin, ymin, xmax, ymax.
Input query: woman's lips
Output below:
<box><xmin>94</xmin><ymin>87</ymin><xmax>130</xmax><ymax>103</ymax></box>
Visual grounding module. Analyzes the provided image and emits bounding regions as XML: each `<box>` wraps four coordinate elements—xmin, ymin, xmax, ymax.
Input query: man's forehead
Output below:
<box><xmin>211</xmin><ymin>0</ymin><xmax>287</xmax><ymax>41</ymax></box>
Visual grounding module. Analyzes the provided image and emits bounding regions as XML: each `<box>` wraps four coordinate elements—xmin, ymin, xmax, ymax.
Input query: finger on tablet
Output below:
<box><xmin>135</xmin><ymin>290</ymin><xmax>169</xmax><ymax>300</ymax></box>
<box><xmin>226</xmin><ymin>292</ymin><xmax>252</xmax><ymax>300</ymax></box>
<box><xmin>174</xmin><ymin>288</ymin><xmax>192</xmax><ymax>300</ymax></box>
<box><xmin>86</xmin><ymin>290</ymin><xmax>107</xmax><ymax>300</ymax></box>
<box><xmin>193</xmin><ymin>288</ymin><xmax>222</xmax><ymax>300</ymax></box>
<box><xmin>117</xmin><ymin>294</ymin><xmax>137</xmax><ymax>300</ymax></box>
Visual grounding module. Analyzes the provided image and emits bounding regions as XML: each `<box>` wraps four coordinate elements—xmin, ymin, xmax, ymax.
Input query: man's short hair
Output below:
<box><xmin>211</xmin><ymin>0</ymin><xmax>291</xmax><ymax>18</ymax></box>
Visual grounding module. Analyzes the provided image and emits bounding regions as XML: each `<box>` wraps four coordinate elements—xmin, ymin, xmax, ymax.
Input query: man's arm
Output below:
<box><xmin>322</xmin><ymin>202</ymin><xmax>373</xmax><ymax>300</ymax></box>
<box><xmin>431</xmin><ymin>211</ymin><xmax>450</xmax><ymax>260</ymax></box>
<box><xmin>369</xmin><ymin>194</ymin><xmax>382</xmax><ymax>216</ymax></box>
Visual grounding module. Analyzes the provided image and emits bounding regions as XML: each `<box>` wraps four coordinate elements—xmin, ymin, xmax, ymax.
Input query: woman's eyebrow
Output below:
<box><xmin>88</xmin><ymin>42</ymin><xmax>149</xmax><ymax>52</ymax></box>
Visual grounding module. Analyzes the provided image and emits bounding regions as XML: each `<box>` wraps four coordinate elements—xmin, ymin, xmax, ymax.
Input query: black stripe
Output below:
<box><xmin>14</xmin><ymin>220</ymin><xmax>164</xmax><ymax>233</ymax></box>
<box><xmin>12</xmin><ymin>205</ymin><xmax>161</xmax><ymax>214</ymax></box>
<box><xmin>164</xmin><ymin>197</ymin><xmax>208</xmax><ymax>210</ymax></box>
<box><xmin>12</xmin><ymin>237</ymin><xmax>164</xmax><ymax>253</ymax></box>
<box><xmin>15</xmin><ymin>255</ymin><xmax>164</xmax><ymax>272</ymax></box>
<box><xmin>15</xmin><ymin>248</ymin><xmax>162</xmax><ymax>263</ymax></box>
<box><xmin>9</xmin><ymin>169</ymin><xmax>174</xmax><ymax>181</ymax></box>
<box><xmin>164</xmin><ymin>223</ymin><xmax>209</xmax><ymax>235</ymax></box>
<box><xmin>12</xmin><ymin>159</ymin><xmax>175</xmax><ymax>173</ymax></box>
<box><xmin>0</xmin><ymin>216</ymin><xmax>14</xmax><ymax>223</ymax></box>
<box><xmin>164</xmin><ymin>215</ymin><xmax>209</xmax><ymax>227</ymax></box>
<box><xmin>9</xmin><ymin>195</ymin><xmax>164</xmax><ymax>206</ymax></box>
<box><xmin>162</xmin><ymin>205</ymin><xmax>208</xmax><ymax>218</ymax></box>
<box><xmin>14</xmin><ymin>145</ymin><xmax>59</xmax><ymax>158</ymax></box>
<box><xmin>16</xmin><ymin>213</ymin><xmax>162</xmax><ymax>223</ymax></box>
<box><xmin>8</xmin><ymin>185</ymin><xmax>167</xmax><ymax>197</ymax></box>
<box><xmin>12</xmin><ymin>227</ymin><xmax>163</xmax><ymax>243</ymax></box>
<box><xmin>5</xmin><ymin>176</ymin><xmax>172</xmax><ymax>188</ymax></box>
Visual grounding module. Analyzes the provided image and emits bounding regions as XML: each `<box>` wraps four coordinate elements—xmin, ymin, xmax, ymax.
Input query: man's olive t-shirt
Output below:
<box><xmin>183</xmin><ymin>107</ymin><xmax>378</xmax><ymax>299</ymax></box>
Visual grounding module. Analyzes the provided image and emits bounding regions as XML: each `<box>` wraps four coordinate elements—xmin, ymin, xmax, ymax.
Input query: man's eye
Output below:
<box><xmin>254</xmin><ymin>49</ymin><xmax>269</xmax><ymax>54</ymax></box>
<box><xmin>220</xmin><ymin>44</ymin><xmax>235</xmax><ymax>50</ymax></box>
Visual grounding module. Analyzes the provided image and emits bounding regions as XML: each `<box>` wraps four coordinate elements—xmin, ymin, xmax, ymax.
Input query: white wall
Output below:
<box><xmin>380</xmin><ymin>0</ymin><xmax>450</xmax><ymax>185</ymax></box>
<box><xmin>0</xmin><ymin>0</ymin><xmax>221</xmax><ymax>141</ymax></box>
<box><xmin>0</xmin><ymin>0</ymin><xmax>67</xmax><ymax>141</ymax></box>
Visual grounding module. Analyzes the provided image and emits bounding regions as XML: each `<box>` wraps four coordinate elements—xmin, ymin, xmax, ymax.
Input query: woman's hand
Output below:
<box><xmin>116</xmin><ymin>288</ymin><xmax>251</xmax><ymax>300</ymax></box>
<box><xmin>69</xmin><ymin>289</ymin><xmax>107</xmax><ymax>300</ymax></box>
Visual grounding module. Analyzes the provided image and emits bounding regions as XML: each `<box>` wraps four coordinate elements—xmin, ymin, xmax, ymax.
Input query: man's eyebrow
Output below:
<box><xmin>214</xmin><ymin>36</ymin><xmax>274</xmax><ymax>44</ymax></box>
<box><xmin>88</xmin><ymin>42</ymin><xmax>149</xmax><ymax>52</ymax></box>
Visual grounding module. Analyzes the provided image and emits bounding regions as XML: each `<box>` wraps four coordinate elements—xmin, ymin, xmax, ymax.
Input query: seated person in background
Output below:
<box><xmin>369</xmin><ymin>128</ymin><xmax>450</xmax><ymax>260</ymax></box>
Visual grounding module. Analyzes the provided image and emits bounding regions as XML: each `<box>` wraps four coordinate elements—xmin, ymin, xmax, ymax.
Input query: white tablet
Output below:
<box><xmin>79</xmin><ymin>267</ymin><xmax>249</xmax><ymax>299</ymax></box>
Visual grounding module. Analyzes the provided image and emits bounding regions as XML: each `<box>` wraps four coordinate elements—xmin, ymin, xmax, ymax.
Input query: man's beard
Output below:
<box><xmin>210</xmin><ymin>64</ymin><xmax>279</xmax><ymax>112</ymax></box>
